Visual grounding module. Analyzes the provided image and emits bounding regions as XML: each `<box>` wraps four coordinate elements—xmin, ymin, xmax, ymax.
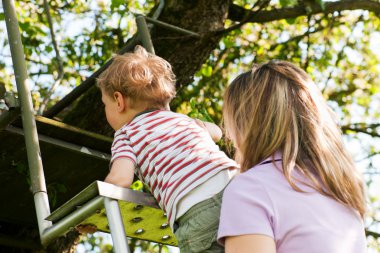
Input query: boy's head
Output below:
<box><xmin>97</xmin><ymin>45</ymin><xmax>176</xmax><ymax>109</ymax></box>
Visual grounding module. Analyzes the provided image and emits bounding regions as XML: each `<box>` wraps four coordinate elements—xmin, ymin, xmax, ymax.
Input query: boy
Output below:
<box><xmin>96</xmin><ymin>46</ymin><xmax>238</xmax><ymax>253</ymax></box>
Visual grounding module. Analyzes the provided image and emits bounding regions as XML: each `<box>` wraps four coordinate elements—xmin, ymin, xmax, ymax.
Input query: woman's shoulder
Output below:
<box><xmin>224</xmin><ymin>160</ymin><xmax>286</xmax><ymax>199</ymax></box>
<box><xmin>225</xmin><ymin>165</ymin><xmax>276</xmax><ymax>191</ymax></box>
<box><xmin>236</xmin><ymin>160</ymin><xmax>283</xmax><ymax>181</ymax></box>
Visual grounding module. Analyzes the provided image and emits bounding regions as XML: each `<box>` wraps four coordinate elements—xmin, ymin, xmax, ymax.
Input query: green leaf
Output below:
<box><xmin>45</xmin><ymin>46</ymin><xmax>53</xmax><ymax>53</ymax></box>
<box><xmin>223</xmin><ymin>37</ymin><xmax>234</xmax><ymax>48</ymax></box>
<box><xmin>201</xmin><ymin>65</ymin><xmax>212</xmax><ymax>77</ymax></box>
<box><xmin>110</xmin><ymin>0</ymin><xmax>124</xmax><ymax>10</ymax></box>
<box><xmin>285</xmin><ymin>18</ymin><xmax>296</xmax><ymax>24</ymax></box>
<box><xmin>56</xmin><ymin>183</ymin><xmax>67</xmax><ymax>193</ymax></box>
<box><xmin>279</xmin><ymin>0</ymin><xmax>298</xmax><ymax>7</ymax></box>
<box><xmin>19</xmin><ymin>22</ymin><xmax>29</xmax><ymax>31</ymax></box>
<box><xmin>199</xmin><ymin>107</ymin><xmax>214</xmax><ymax>123</ymax></box>
<box><xmin>130</xmin><ymin>180</ymin><xmax>143</xmax><ymax>191</ymax></box>
<box><xmin>188</xmin><ymin>98</ymin><xmax>214</xmax><ymax>122</ymax></box>
<box><xmin>190</xmin><ymin>97</ymin><xmax>197</xmax><ymax>109</ymax></box>
<box><xmin>0</xmin><ymin>13</ymin><xmax>4</xmax><ymax>21</ymax></box>
<box><xmin>316</xmin><ymin>0</ymin><xmax>325</xmax><ymax>10</ymax></box>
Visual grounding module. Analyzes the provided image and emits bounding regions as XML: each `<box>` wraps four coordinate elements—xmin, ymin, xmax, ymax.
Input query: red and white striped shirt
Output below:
<box><xmin>111</xmin><ymin>110</ymin><xmax>238</xmax><ymax>227</ymax></box>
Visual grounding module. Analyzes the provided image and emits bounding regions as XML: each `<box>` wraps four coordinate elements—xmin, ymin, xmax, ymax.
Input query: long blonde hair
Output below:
<box><xmin>223</xmin><ymin>60</ymin><xmax>366</xmax><ymax>217</ymax></box>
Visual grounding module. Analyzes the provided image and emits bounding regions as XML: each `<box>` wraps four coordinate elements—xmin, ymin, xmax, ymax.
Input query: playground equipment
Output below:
<box><xmin>1</xmin><ymin>0</ymin><xmax>200</xmax><ymax>252</ymax></box>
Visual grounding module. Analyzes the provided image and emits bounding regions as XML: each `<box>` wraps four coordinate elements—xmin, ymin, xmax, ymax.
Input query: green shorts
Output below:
<box><xmin>174</xmin><ymin>190</ymin><xmax>224</xmax><ymax>253</ymax></box>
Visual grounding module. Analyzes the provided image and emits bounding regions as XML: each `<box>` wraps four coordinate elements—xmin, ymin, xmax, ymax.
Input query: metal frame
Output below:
<box><xmin>41</xmin><ymin>196</ymin><xmax>104</xmax><ymax>245</ymax></box>
<box><xmin>3</xmin><ymin>0</ymin><xmax>52</xmax><ymax>238</ymax></box>
<box><xmin>136</xmin><ymin>15</ymin><xmax>156</xmax><ymax>54</ymax></box>
<box><xmin>2</xmin><ymin>0</ymin><xmax>116</xmax><ymax>249</ymax></box>
<box><xmin>6</xmin><ymin>125</ymin><xmax>111</xmax><ymax>161</ymax></box>
<box><xmin>104</xmin><ymin>197</ymin><xmax>130</xmax><ymax>253</ymax></box>
<box><xmin>2</xmin><ymin>1</ymin><xmax>190</xmax><ymax>250</ymax></box>
<box><xmin>144</xmin><ymin>16</ymin><xmax>200</xmax><ymax>37</ymax></box>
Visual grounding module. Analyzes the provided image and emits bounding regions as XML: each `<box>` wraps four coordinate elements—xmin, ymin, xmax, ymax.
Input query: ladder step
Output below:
<box><xmin>83</xmin><ymin>200</ymin><xmax>177</xmax><ymax>246</ymax></box>
<box><xmin>46</xmin><ymin>181</ymin><xmax>177</xmax><ymax>246</ymax></box>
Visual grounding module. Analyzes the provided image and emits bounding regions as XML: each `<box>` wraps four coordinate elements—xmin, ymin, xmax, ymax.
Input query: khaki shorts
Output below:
<box><xmin>174</xmin><ymin>190</ymin><xmax>224</xmax><ymax>253</ymax></box>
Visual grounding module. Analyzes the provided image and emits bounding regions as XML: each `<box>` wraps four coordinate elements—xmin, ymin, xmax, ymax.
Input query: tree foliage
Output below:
<box><xmin>0</xmin><ymin>0</ymin><xmax>379</xmax><ymax>252</ymax></box>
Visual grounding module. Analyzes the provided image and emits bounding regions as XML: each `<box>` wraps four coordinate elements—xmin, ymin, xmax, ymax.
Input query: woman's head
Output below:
<box><xmin>224</xmin><ymin>61</ymin><xmax>322</xmax><ymax>167</ymax></box>
<box><xmin>97</xmin><ymin>45</ymin><xmax>176</xmax><ymax>109</ymax></box>
<box><xmin>223</xmin><ymin>60</ymin><xmax>365</xmax><ymax>216</ymax></box>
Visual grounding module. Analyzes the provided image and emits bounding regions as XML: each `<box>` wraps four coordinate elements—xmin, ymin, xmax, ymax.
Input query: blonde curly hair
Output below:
<box><xmin>97</xmin><ymin>45</ymin><xmax>176</xmax><ymax>108</ymax></box>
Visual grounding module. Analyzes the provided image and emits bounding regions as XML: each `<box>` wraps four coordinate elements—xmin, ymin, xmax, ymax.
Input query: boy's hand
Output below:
<box><xmin>76</xmin><ymin>224</ymin><xmax>98</xmax><ymax>235</ymax></box>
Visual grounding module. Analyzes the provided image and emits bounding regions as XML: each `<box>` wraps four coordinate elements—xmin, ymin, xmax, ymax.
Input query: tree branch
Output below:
<box><xmin>25</xmin><ymin>56</ymin><xmax>49</xmax><ymax>65</ymax></box>
<box><xmin>228</xmin><ymin>0</ymin><xmax>380</xmax><ymax>24</ymax></box>
<box><xmin>269</xmin><ymin>22</ymin><xmax>329</xmax><ymax>51</ymax></box>
<box><xmin>217</xmin><ymin>0</ymin><xmax>271</xmax><ymax>35</ymax></box>
<box><xmin>341</xmin><ymin>123</ymin><xmax>380</xmax><ymax>138</ymax></box>
<box><xmin>39</xmin><ymin>0</ymin><xmax>65</xmax><ymax>115</ymax></box>
<box><xmin>366</xmin><ymin>229</ymin><xmax>380</xmax><ymax>239</ymax></box>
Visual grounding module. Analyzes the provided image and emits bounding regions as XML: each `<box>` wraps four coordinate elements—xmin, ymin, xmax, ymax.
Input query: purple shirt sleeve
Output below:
<box><xmin>217</xmin><ymin>175</ymin><xmax>275</xmax><ymax>245</ymax></box>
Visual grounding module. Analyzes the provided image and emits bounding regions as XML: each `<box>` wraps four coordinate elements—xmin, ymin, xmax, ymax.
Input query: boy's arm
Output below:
<box><xmin>195</xmin><ymin>119</ymin><xmax>223</xmax><ymax>142</ymax></box>
<box><xmin>105</xmin><ymin>158</ymin><xmax>135</xmax><ymax>188</ymax></box>
<box><xmin>76</xmin><ymin>158</ymin><xmax>135</xmax><ymax>235</ymax></box>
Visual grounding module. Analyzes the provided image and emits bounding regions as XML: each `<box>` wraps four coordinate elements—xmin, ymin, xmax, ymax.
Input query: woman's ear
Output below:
<box><xmin>113</xmin><ymin>91</ymin><xmax>126</xmax><ymax>112</ymax></box>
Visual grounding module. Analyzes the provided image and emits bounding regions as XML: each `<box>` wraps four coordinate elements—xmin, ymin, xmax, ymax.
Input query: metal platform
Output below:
<box><xmin>46</xmin><ymin>181</ymin><xmax>177</xmax><ymax>246</ymax></box>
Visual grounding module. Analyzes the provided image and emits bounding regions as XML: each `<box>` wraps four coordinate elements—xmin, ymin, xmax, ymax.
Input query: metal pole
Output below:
<box><xmin>136</xmin><ymin>15</ymin><xmax>155</xmax><ymax>54</ymax></box>
<box><xmin>3</xmin><ymin>0</ymin><xmax>52</xmax><ymax>236</ymax></box>
<box><xmin>151</xmin><ymin>0</ymin><xmax>165</xmax><ymax>19</ymax></box>
<box><xmin>7</xmin><ymin>126</ymin><xmax>111</xmax><ymax>161</ymax></box>
<box><xmin>144</xmin><ymin>16</ymin><xmax>200</xmax><ymax>37</ymax></box>
<box><xmin>104</xmin><ymin>197</ymin><xmax>130</xmax><ymax>253</ymax></box>
<box><xmin>41</xmin><ymin>196</ymin><xmax>104</xmax><ymax>246</ymax></box>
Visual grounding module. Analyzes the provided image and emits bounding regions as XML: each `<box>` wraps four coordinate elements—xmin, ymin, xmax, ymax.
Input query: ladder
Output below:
<box><xmin>2</xmin><ymin>0</ymin><xmax>200</xmax><ymax>252</ymax></box>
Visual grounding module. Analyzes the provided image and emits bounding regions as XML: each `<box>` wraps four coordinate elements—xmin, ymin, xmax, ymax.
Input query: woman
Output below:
<box><xmin>218</xmin><ymin>61</ymin><xmax>367</xmax><ymax>253</ymax></box>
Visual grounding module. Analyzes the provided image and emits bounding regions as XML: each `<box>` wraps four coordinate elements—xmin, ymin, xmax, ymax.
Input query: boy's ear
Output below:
<box><xmin>113</xmin><ymin>91</ymin><xmax>126</xmax><ymax>112</ymax></box>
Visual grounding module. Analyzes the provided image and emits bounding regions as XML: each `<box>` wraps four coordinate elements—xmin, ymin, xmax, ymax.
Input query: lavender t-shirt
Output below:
<box><xmin>218</xmin><ymin>154</ymin><xmax>367</xmax><ymax>253</ymax></box>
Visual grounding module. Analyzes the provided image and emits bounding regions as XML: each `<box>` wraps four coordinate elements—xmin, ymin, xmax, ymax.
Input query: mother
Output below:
<box><xmin>218</xmin><ymin>61</ymin><xmax>367</xmax><ymax>253</ymax></box>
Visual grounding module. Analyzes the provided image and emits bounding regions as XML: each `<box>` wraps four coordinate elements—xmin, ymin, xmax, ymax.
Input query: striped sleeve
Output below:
<box><xmin>111</xmin><ymin>130</ymin><xmax>137</xmax><ymax>166</ymax></box>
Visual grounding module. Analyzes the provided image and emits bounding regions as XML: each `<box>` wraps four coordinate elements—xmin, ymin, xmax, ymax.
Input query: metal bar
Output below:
<box><xmin>6</xmin><ymin>125</ymin><xmax>111</xmax><ymax>161</ymax></box>
<box><xmin>144</xmin><ymin>16</ymin><xmax>200</xmax><ymax>37</ymax></box>
<box><xmin>104</xmin><ymin>197</ymin><xmax>130</xmax><ymax>253</ymax></box>
<box><xmin>98</xmin><ymin>181</ymin><xmax>159</xmax><ymax>208</ymax></box>
<box><xmin>43</xmin><ymin>36</ymin><xmax>139</xmax><ymax>118</ymax></box>
<box><xmin>46</xmin><ymin>181</ymin><xmax>100</xmax><ymax>223</ymax></box>
<box><xmin>41</xmin><ymin>196</ymin><xmax>104</xmax><ymax>246</ymax></box>
<box><xmin>151</xmin><ymin>0</ymin><xmax>165</xmax><ymax>19</ymax></box>
<box><xmin>0</xmin><ymin>108</ymin><xmax>20</xmax><ymax>131</ymax></box>
<box><xmin>3</xmin><ymin>0</ymin><xmax>52</xmax><ymax>236</ymax></box>
<box><xmin>136</xmin><ymin>15</ymin><xmax>155</xmax><ymax>54</ymax></box>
